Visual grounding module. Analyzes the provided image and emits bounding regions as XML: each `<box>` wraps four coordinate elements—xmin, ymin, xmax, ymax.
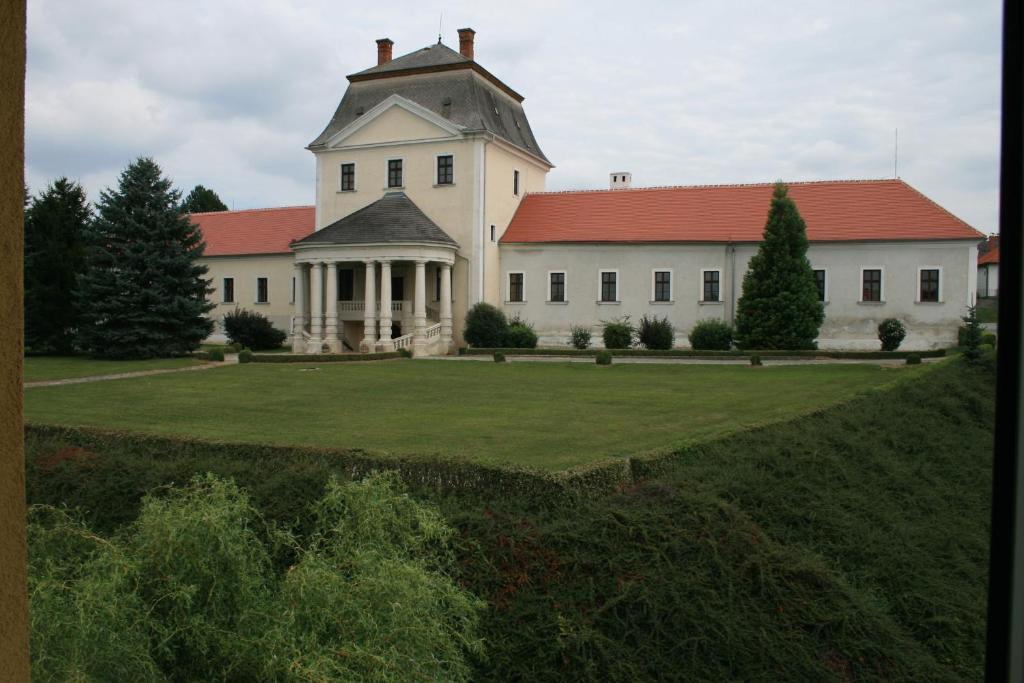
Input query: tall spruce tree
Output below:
<box><xmin>180</xmin><ymin>184</ymin><xmax>228</xmax><ymax>213</ymax></box>
<box><xmin>77</xmin><ymin>158</ymin><xmax>213</xmax><ymax>359</ymax></box>
<box><xmin>735</xmin><ymin>183</ymin><xmax>824</xmax><ymax>349</ymax></box>
<box><xmin>24</xmin><ymin>178</ymin><xmax>90</xmax><ymax>354</ymax></box>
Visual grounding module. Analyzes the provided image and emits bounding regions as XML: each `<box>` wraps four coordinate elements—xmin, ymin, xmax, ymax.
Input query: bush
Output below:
<box><xmin>877</xmin><ymin>318</ymin><xmax>907</xmax><ymax>352</ymax></box>
<box><xmin>503</xmin><ymin>316</ymin><xmax>538</xmax><ymax>348</ymax></box>
<box><xmin>961</xmin><ymin>306</ymin><xmax>984</xmax><ymax>363</ymax></box>
<box><xmin>223</xmin><ymin>309</ymin><xmax>287</xmax><ymax>351</ymax></box>
<box><xmin>906</xmin><ymin>353</ymin><xmax>922</xmax><ymax>365</ymax></box>
<box><xmin>750</xmin><ymin>354</ymin><xmax>763</xmax><ymax>366</ymax></box>
<box><xmin>397</xmin><ymin>347</ymin><xmax>412</xmax><ymax>358</ymax></box>
<box><xmin>689</xmin><ymin>319</ymin><xmax>733</xmax><ymax>350</ymax></box>
<box><xmin>595</xmin><ymin>350</ymin><xmax>613</xmax><ymax>365</ymax></box>
<box><xmin>570</xmin><ymin>325</ymin><xmax>592</xmax><ymax>350</ymax></box>
<box><xmin>638</xmin><ymin>315</ymin><xmax>675</xmax><ymax>350</ymax></box>
<box><xmin>493</xmin><ymin>352</ymin><xmax>506</xmax><ymax>363</ymax></box>
<box><xmin>208</xmin><ymin>348</ymin><xmax>225</xmax><ymax>362</ymax></box>
<box><xmin>982</xmin><ymin>333</ymin><xmax>997</xmax><ymax>347</ymax></box>
<box><xmin>602</xmin><ymin>317</ymin><xmax>634</xmax><ymax>349</ymax></box>
<box><xmin>230</xmin><ymin>342</ymin><xmax>244</xmax><ymax>353</ymax></box>
<box><xmin>238</xmin><ymin>349</ymin><xmax>253</xmax><ymax>363</ymax></box>
<box><xmin>463</xmin><ymin>303</ymin><xmax>507</xmax><ymax>348</ymax></box>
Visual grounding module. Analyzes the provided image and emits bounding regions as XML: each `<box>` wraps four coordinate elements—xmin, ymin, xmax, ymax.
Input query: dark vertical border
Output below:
<box><xmin>0</xmin><ymin>0</ymin><xmax>29</xmax><ymax>679</ymax></box>
<box><xmin>986</xmin><ymin>2</ymin><xmax>1023</xmax><ymax>681</ymax></box>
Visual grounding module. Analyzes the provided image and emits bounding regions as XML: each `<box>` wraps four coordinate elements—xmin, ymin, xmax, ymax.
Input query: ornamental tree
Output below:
<box><xmin>24</xmin><ymin>178</ymin><xmax>90</xmax><ymax>354</ymax></box>
<box><xmin>180</xmin><ymin>184</ymin><xmax>228</xmax><ymax>213</ymax></box>
<box><xmin>735</xmin><ymin>183</ymin><xmax>824</xmax><ymax>349</ymax></box>
<box><xmin>77</xmin><ymin>158</ymin><xmax>213</xmax><ymax>358</ymax></box>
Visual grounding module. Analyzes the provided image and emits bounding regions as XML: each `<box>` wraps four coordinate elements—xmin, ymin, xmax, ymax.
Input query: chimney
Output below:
<box><xmin>609</xmin><ymin>172</ymin><xmax>632</xmax><ymax>190</ymax></box>
<box><xmin>458</xmin><ymin>28</ymin><xmax>476</xmax><ymax>60</ymax></box>
<box><xmin>376</xmin><ymin>38</ymin><xmax>394</xmax><ymax>65</ymax></box>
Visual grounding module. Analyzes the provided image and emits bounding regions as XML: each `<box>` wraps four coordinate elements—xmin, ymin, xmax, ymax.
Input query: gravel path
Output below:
<box><xmin>25</xmin><ymin>354</ymin><xmax>238</xmax><ymax>389</ymax></box>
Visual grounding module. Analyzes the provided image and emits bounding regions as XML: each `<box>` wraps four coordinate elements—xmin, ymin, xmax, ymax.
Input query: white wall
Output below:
<box><xmin>498</xmin><ymin>240</ymin><xmax>978</xmax><ymax>350</ymax></box>
<box><xmin>200</xmin><ymin>254</ymin><xmax>296</xmax><ymax>342</ymax></box>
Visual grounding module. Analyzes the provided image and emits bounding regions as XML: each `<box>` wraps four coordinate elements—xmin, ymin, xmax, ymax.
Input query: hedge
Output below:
<box><xmin>459</xmin><ymin>347</ymin><xmax>947</xmax><ymax>360</ymax></box>
<box><xmin>248</xmin><ymin>351</ymin><xmax>402</xmax><ymax>363</ymax></box>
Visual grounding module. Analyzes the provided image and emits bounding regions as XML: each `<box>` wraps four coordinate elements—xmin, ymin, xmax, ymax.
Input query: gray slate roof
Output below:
<box><xmin>308</xmin><ymin>43</ymin><xmax>550</xmax><ymax>164</ymax></box>
<box><xmin>292</xmin><ymin>192</ymin><xmax>458</xmax><ymax>248</ymax></box>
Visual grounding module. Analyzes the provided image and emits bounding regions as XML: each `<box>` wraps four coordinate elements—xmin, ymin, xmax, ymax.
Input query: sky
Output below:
<box><xmin>25</xmin><ymin>1</ymin><xmax>1002</xmax><ymax>233</ymax></box>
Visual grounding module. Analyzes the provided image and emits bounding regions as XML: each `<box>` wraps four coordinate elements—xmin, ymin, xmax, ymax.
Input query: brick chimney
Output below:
<box><xmin>376</xmin><ymin>38</ymin><xmax>394</xmax><ymax>66</ymax></box>
<box><xmin>458</xmin><ymin>28</ymin><xmax>476</xmax><ymax>60</ymax></box>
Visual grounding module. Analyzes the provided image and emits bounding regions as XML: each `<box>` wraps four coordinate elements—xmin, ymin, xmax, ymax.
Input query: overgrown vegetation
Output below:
<box><xmin>688</xmin><ymin>318</ymin><xmax>734</xmax><ymax>350</ymax></box>
<box><xmin>504</xmin><ymin>314</ymin><xmax>539</xmax><ymax>348</ymax></box>
<box><xmin>570</xmin><ymin>324</ymin><xmax>592</xmax><ymax>349</ymax></box>
<box><xmin>601</xmin><ymin>316</ymin><xmax>634</xmax><ymax>349</ymax></box>
<box><xmin>637</xmin><ymin>314</ymin><xmax>674</xmax><ymax>350</ymax></box>
<box><xmin>28</xmin><ymin>472</ymin><xmax>484</xmax><ymax>681</ymax></box>
<box><xmin>223</xmin><ymin>308</ymin><xmax>288</xmax><ymax>350</ymax></box>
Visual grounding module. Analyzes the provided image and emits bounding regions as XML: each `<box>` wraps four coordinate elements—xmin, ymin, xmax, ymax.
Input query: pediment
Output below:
<box><xmin>324</xmin><ymin>94</ymin><xmax>464</xmax><ymax>148</ymax></box>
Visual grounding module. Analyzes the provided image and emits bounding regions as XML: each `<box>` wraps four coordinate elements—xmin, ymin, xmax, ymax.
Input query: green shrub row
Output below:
<box><xmin>248</xmin><ymin>351</ymin><xmax>403</xmax><ymax>363</ymax></box>
<box><xmin>460</xmin><ymin>347</ymin><xmax>946</xmax><ymax>360</ymax></box>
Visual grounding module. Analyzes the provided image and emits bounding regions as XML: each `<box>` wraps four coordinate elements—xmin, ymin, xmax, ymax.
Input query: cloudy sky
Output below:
<box><xmin>26</xmin><ymin>1</ymin><xmax>1002</xmax><ymax>233</ymax></box>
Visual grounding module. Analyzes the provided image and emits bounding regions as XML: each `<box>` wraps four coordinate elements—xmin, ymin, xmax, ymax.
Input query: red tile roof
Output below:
<box><xmin>502</xmin><ymin>179</ymin><xmax>983</xmax><ymax>244</ymax></box>
<box><xmin>190</xmin><ymin>206</ymin><xmax>315</xmax><ymax>256</ymax></box>
<box><xmin>979</xmin><ymin>245</ymin><xmax>999</xmax><ymax>265</ymax></box>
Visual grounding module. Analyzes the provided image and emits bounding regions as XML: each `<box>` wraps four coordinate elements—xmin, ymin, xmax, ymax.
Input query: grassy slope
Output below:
<box><xmin>24</xmin><ymin>355</ymin><xmax>202</xmax><ymax>382</ymax></box>
<box><xmin>24</xmin><ymin>360</ymin><xmax>918</xmax><ymax>470</ymax></box>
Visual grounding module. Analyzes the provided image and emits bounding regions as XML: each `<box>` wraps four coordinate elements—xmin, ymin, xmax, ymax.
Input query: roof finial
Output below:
<box><xmin>438</xmin><ymin>12</ymin><xmax>443</xmax><ymax>44</ymax></box>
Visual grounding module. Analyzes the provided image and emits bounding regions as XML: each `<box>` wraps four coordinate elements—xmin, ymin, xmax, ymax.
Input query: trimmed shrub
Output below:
<box><xmin>570</xmin><ymin>325</ymin><xmax>592</xmax><ymax>350</ymax></box>
<box><xmin>602</xmin><ymin>317</ymin><xmax>634</xmax><ymax>349</ymax></box>
<box><xmin>208</xmin><ymin>348</ymin><xmax>225</xmax><ymax>362</ymax></box>
<box><xmin>238</xmin><ymin>349</ymin><xmax>253</xmax><ymax>364</ymax></box>
<box><xmin>689</xmin><ymin>319</ymin><xmax>733</xmax><ymax>351</ymax></box>
<box><xmin>223</xmin><ymin>308</ymin><xmax>287</xmax><ymax>351</ymax></box>
<box><xmin>396</xmin><ymin>347</ymin><xmax>412</xmax><ymax>358</ymax></box>
<box><xmin>878</xmin><ymin>318</ymin><xmax>907</xmax><ymax>352</ymax></box>
<box><xmin>503</xmin><ymin>316</ymin><xmax>538</xmax><ymax>349</ymax></box>
<box><xmin>638</xmin><ymin>315</ymin><xmax>675</xmax><ymax>350</ymax></box>
<box><xmin>750</xmin><ymin>354</ymin><xmax>763</xmax><ymax>366</ymax></box>
<box><xmin>493</xmin><ymin>352</ymin><xmax>506</xmax><ymax>363</ymax></box>
<box><xmin>595</xmin><ymin>350</ymin><xmax>613</xmax><ymax>365</ymax></box>
<box><xmin>906</xmin><ymin>353</ymin><xmax>922</xmax><ymax>365</ymax></box>
<box><xmin>463</xmin><ymin>303</ymin><xmax>507</xmax><ymax>348</ymax></box>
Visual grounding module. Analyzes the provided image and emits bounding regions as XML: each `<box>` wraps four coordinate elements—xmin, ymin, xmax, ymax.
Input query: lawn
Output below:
<box><xmin>24</xmin><ymin>355</ymin><xmax>204</xmax><ymax>383</ymax></box>
<box><xmin>24</xmin><ymin>359</ymin><xmax>925</xmax><ymax>469</ymax></box>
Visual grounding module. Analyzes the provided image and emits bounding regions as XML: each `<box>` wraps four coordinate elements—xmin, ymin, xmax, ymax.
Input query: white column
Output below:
<box><xmin>292</xmin><ymin>262</ymin><xmax>306</xmax><ymax>350</ymax></box>
<box><xmin>308</xmin><ymin>261</ymin><xmax>324</xmax><ymax>353</ymax></box>
<box><xmin>413</xmin><ymin>259</ymin><xmax>427</xmax><ymax>357</ymax></box>
<box><xmin>361</xmin><ymin>259</ymin><xmax>377</xmax><ymax>352</ymax></box>
<box><xmin>378</xmin><ymin>260</ymin><xmax>394</xmax><ymax>351</ymax></box>
<box><xmin>440</xmin><ymin>263</ymin><xmax>453</xmax><ymax>353</ymax></box>
<box><xmin>325</xmin><ymin>261</ymin><xmax>341</xmax><ymax>353</ymax></box>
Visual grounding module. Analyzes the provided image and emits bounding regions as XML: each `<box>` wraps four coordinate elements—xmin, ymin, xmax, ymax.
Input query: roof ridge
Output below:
<box><xmin>188</xmin><ymin>205</ymin><xmax>314</xmax><ymax>217</ymax></box>
<box><xmin>524</xmin><ymin>178</ymin><xmax>901</xmax><ymax>197</ymax></box>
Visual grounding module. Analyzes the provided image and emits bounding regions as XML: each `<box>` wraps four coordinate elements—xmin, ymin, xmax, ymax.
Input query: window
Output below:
<box><xmin>340</xmin><ymin>163</ymin><xmax>355</xmax><ymax>191</ymax></box>
<box><xmin>513</xmin><ymin>169</ymin><xmax>520</xmax><ymax>196</ymax></box>
<box><xmin>600</xmin><ymin>271</ymin><xmax>618</xmax><ymax>302</ymax></box>
<box><xmin>920</xmin><ymin>268</ymin><xmax>940</xmax><ymax>302</ymax></box>
<box><xmin>549</xmin><ymin>272</ymin><xmax>565</xmax><ymax>302</ymax></box>
<box><xmin>653</xmin><ymin>270</ymin><xmax>672</xmax><ymax>302</ymax></box>
<box><xmin>436</xmin><ymin>155</ymin><xmax>453</xmax><ymax>185</ymax></box>
<box><xmin>222</xmin><ymin>277</ymin><xmax>234</xmax><ymax>303</ymax></box>
<box><xmin>256</xmin><ymin>277</ymin><xmax>269</xmax><ymax>304</ymax></box>
<box><xmin>490</xmin><ymin>225</ymin><xmax>496</xmax><ymax>243</ymax></box>
<box><xmin>508</xmin><ymin>272</ymin><xmax>524</xmax><ymax>302</ymax></box>
<box><xmin>291</xmin><ymin>276</ymin><xmax>296</xmax><ymax>303</ymax></box>
<box><xmin>814</xmin><ymin>270</ymin><xmax>827</xmax><ymax>302</ymax></box>
<box><xmin>435</xmin><ymin>268</ymin><xmax>441</xmax><ymax>302</ymax></box>
<box><xmin>338</xmin><ymin>269</ymin><xmax>354</xmax><ymax>301</ymax></box>
<box><xmin>862</xmin><ymin>269</ymin><xmax>882</xmax><ymax>302</ymax></box>
<box><xmin>387</xmin><ymin>159</ymin><xmax>403</xmax><ymax>188</ymax></box>
<box><xmin>702</xmin><ymin>270</ymin><xmax>720</xmax><ymax>302</ymax></box>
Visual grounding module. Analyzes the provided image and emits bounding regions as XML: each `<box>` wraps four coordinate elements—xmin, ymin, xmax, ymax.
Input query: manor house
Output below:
<box><xmin>192</xmin><ymin>29</ymin><xmax>983</xmax><ymax>353</ymax></box>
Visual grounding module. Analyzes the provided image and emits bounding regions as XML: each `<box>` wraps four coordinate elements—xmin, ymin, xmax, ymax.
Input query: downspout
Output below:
<box><xmin>728</xmin><ymin>240</ymin><xmax>737</xmax><ymax>323</ymax></box>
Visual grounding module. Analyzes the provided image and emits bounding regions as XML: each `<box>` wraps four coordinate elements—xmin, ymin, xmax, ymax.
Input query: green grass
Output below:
<box><xmin>24</xmin><ymin>355</ymin><xmax>204</xmax><ymax>382</ymax></box>
<box><xmin>24</xmin><ymin>360</ymin><xmax>923</xmax><ymax>470</ymax></box>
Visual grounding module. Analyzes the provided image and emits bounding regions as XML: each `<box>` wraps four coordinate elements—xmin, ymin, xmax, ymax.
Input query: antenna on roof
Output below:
<box><xmin>894</xmin><ymin>128</ymin><xmax>899</xmax><ymax>179</ymax></box>
<box><xmin>438</xmin><ymin>12</ymin><xmax>443</xmax><ymax>43</ymax></box>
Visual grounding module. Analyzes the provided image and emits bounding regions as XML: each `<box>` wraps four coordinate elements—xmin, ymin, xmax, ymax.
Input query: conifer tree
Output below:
<box><xmin>24</xmin><ymin>178</ymin><xmax>90</xmax><ymax>354</ymax></box>
<box><xmin>180</xmin><ymin>184</ymin><xmax>228</xmax><ymax>213</ymax></box>
<box><xmin>735</xmin><ymin>183</ymin><xmax>824</xmax><ymax>349</ymax></box>
<box><xmin>77</xmin><ymin>158</ymin><xmax>213</xmax><ymax>358</ymax></box>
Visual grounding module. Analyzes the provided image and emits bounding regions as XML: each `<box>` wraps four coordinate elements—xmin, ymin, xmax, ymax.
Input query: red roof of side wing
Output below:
<box><xmin>979</xmin><ymin>246</ymin><xmax>1000</xmax><ymax>265</ymax></box>
<box><xmin>190</xmin><ymin>206</ymin><xmax>315</xmax><ymax>256</ymax></box>
<box><xmin>501</xmin><ymin>179</ymin><xmax>983</xmax><ymax>244</ymax></box>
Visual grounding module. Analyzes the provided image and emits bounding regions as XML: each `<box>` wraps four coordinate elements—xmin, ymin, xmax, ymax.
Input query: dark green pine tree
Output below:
<box><xmin>77</xmin><ymin>158</ymin><xmax>214</xmax><ymax>359</ymax></box>
<box><xmin>24</xmin><ymin>178</ymin><xmax>90</xmax><ymax>354</ymax></box>
<box><xmin>735</xmin><ymin>182</ymin><xmax>825</xmax><ymax>349</ymax></box>
<box><xmin>180</xmin><ymin>184</ymin><xmax>229</xmax><ymax>213</ymax></box>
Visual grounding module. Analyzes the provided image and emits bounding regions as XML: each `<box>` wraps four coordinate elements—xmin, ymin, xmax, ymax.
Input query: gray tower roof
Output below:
<box><xmin>292</xmin><ymin>192</ymin><xmax>458</xmax><ymax>248</ymax></box>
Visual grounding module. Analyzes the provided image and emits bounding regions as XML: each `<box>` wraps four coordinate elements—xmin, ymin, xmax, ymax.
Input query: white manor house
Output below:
<box><xmin>192</xmin><ymin>29</ymin><xmax>984</xmax><ymax>354</ymax></box>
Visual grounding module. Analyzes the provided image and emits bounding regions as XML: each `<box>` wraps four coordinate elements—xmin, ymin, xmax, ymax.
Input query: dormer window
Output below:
<box><xmin>387</xmin><ymin>159</ymin><xmax>403</xmax><ymax>188</ymax></box>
